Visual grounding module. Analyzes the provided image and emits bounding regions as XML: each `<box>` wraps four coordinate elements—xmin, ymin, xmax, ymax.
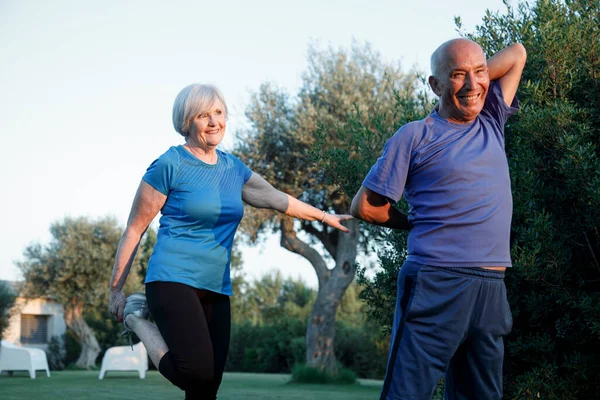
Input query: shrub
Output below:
<box><xmin>226</xmin><ymin>318</ymin><xmax>306</xmax><ymax>373</ymax></box>
<box><xmin>0</xmin><ymin>281</ymin><xmax>16</xmax><ymax>340</ymax></box>
<box><xmin>64</xmin><ymin>329</ymin><xmax>81</xmax><ymax>366</ymax></box>
<box><xmin>334</xmin><ymin>321</ymin><xmax>388</xmax><ymax>379</ymax></box>
<box><xmin>226</xmin><ymin>317</ymin><xmax>387</xmax><ymax>378</ymax></box>
<box><xmin>290</xmin><ymin>363</ymin><xmax>357</xmax><ymax>384</ymax></box>
<box><xmin>46</xmin><ymin>335</ymin><xmax>66</xmax><ymax>370</ymax></box>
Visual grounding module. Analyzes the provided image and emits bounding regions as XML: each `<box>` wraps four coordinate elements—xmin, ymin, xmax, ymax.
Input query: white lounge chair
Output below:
<box><xmin>98</xmin><ymin>341</ymin><xmax>148</xmax><ymax>379</ymax></box>
<box><xmin>0</xmin><ymin>340</ymin><xmax>51</xmax><ymax>379</ymax></box>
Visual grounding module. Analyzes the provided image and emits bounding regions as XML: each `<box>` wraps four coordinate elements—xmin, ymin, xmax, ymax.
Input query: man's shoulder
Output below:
<box><xmin>396</xmin><ymin>116</ymin><xmax>431</xmax><ymax>135</ymax></box>
<box><xmin>389</xmin><ymin>114</ymin><xmax>436</xmax><ymax>144</ymax></box>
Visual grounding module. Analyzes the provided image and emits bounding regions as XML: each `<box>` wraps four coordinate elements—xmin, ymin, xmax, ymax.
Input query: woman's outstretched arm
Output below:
<box><xmin>242</xmin><ymin>172</ymin><xmax>352</xmax><ymax>232</ymax></box>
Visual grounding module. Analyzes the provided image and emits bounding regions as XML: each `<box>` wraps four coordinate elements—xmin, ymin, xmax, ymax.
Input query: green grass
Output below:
<box><xmin>0</xmin><ymin>370</ymin><xmax>383</xmax><ymax>399</ymax></box>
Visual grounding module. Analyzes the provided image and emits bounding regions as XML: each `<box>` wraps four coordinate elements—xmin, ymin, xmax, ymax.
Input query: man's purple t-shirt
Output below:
<box><xmin>363</xmin><ymin>81</ymin><xmax>519</xmax><ymax>267</ymax></box>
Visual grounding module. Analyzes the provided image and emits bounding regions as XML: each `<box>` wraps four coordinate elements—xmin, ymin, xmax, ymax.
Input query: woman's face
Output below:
<box><xmin>188</xmin><ymin>100</ymin><xmax>226</xmax><ymax>148</ymax></box>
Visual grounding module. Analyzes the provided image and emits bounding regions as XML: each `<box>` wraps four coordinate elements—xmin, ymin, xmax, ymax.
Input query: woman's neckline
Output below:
<box><xmin>180</xmin><ymin>145</ymin><xmax>221</xmax><ymax>167</ymax></box>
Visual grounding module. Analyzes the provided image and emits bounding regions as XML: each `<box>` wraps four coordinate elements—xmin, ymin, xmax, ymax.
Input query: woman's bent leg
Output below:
<box><xmin>123</xmin><ymin>315</ymin><xmax>168</xmax><ymax>367</ymax></box>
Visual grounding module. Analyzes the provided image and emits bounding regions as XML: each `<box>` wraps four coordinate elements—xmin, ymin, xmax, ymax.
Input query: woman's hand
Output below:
<box><xmin>109</xmin><ymin>288</ymin><xmax>127</xmax><ymax>322</ymax></box>
<box><xmin>323</xmin><ymin>213</ymin><xmax>353</xmax><ymax>233</ymax></box>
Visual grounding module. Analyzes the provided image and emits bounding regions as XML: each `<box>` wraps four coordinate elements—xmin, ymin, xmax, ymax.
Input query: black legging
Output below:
<box><xmin>145</xmin><ymin>282</ymin><xmax>231</xmax><ymax>400</ymax></box>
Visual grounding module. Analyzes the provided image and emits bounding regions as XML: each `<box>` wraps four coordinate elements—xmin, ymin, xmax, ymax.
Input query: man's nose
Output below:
<box><xmin>464</xmin><ymin>72</ymin><xmax>476</xmax><ymax>89</ymax></box>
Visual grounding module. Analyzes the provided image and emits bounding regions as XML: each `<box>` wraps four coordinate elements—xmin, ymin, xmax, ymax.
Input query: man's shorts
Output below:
<box><xmin>380</xmin><ymin>261</ymin><xmax>513</xmax><ymax>400</ymax></box>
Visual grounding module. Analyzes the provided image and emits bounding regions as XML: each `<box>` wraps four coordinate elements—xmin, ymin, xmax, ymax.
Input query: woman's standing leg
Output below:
<box><xmin>198</xmin><ymin>292</ymin><xmax>231</xmax><ymax>397</ymax></box>
<box><xmin>145</xmin><ymin>282</ymin><xmax>217</xmax><ymax>398</ymax></box>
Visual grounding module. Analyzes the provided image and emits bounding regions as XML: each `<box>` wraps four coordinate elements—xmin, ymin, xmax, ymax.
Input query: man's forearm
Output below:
<box><xmin>352</xmin><ymin>202</ymin><xmax>411</xmax><ymax>230</ymax></box>
<box><xmin>351</xmin><ymin>186</ymin><xmax>411</xmax><ymax>230</ymax></box>
<box><xmin>487</xmin><ymin>43</ymin><xmax>527</xmax><ymax>80</ymax></box>
<box><xmin>382</xmin><ymin>206</ymin><xmax>411</xmax><ymax>230</ymax></box>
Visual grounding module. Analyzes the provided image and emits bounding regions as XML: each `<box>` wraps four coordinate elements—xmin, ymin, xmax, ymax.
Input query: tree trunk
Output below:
<box><xmin>280</xmin><ymin>217</ymin><xmax>360</xmax><ymax>376</ymax></box>
<box><xmin>306</xmin><ymin>280</ymin><xmax>348</xmax><ymax>375</ymax></box>
<box><xmin>64</xmin><ymin>301</ymin><xmax>101</xmax><ymax>369</ymax></box>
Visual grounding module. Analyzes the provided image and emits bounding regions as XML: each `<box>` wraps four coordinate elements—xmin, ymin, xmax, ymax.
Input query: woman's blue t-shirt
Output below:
<box><xmin>142</xmin><ymin>145</ymin><xmax>252</xmax><ymax>295</ymax></box>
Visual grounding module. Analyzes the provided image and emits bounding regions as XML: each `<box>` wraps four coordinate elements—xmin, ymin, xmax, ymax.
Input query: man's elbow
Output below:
<box><xmin>350</xmin><ymin>196</ymin><xmax>364</xmax><ymax>220</ymax></box>
<box><xmin>513</xmin><ymin>42</ymin><xmax>527</xmax><ymax>65</ymax></box>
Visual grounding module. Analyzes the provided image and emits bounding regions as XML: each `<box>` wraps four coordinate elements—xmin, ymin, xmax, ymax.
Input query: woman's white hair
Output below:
<box><xmin>172</xmin><ymin>84</ymin><xmax>228</xmax><ymax>137</ymax></box>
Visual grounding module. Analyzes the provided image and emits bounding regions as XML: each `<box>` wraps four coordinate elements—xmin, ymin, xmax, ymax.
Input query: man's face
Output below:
<box><xmin>431</xmin><ymin>41</ymin><xmax>490</xmax><ymax>123</ymax></box>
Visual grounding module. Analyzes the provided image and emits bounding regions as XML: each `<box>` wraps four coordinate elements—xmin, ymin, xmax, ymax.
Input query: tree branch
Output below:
<box><xmin>302</xmin><ymin>223</ymin><xmax>337</xmax><ymax>258</ymax></box>
<box><xmin>280</xmin><ymin>217</ymin><xmax>330</xmax><ymax>284</ymax></box>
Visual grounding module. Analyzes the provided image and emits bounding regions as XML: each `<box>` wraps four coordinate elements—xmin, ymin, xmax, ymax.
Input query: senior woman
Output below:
<box><xmin>109</xmin><ymin>83</ymin><xmax>351</xmax><ymax>399</ymax></box>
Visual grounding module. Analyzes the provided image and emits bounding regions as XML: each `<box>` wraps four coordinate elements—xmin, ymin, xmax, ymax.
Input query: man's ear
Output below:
<box><xmin>428</xmin><ymin>75</ymin><xmax>441</xmax><ymax>96</ymax></box>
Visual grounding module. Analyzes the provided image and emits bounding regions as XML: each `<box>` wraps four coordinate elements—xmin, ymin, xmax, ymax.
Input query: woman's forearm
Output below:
<box><xmin>284</xmin><ymin>195</ymin><xmax>326</xmax><ymax>221</ymax></box>
<box><xmin>110</xmin><ymin>227</ymin><xmax>144</xmax><ymax>291</ymax></box>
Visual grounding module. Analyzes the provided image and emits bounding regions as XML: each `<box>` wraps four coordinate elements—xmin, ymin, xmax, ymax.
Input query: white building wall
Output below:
<box><xmin>4</xmin><ymin>297</ymin><xmax>66</xmax><ymax>350</ymax></box>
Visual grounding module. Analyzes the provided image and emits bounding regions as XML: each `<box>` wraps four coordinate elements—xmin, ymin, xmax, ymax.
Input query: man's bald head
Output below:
<box><xmin>430</xmin><ymin>38</ymin><xmax>485</xmax><ymax>79</ymax></box>
<box><xmin>428</xmin><ymin>38</ymin><xmax>490</xmax><ymax>123</ymax></box>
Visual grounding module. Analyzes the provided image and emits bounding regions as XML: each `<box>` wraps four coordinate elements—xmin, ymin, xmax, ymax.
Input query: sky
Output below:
<box><xmin>0</xmin><ymin>0</ymin><xmax>516</xmax><ymax>287</ymax></box>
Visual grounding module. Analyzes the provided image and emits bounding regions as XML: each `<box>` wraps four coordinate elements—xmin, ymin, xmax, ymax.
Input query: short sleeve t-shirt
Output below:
<box><xmin>142</xmin><ymin>145</ymin><xmax>252</xmax><ymax>295</ymax></box>
<box><xmin>363</xmin><ymin>81</ymin><xmax>519</xmax><ymax>267</ymax></box>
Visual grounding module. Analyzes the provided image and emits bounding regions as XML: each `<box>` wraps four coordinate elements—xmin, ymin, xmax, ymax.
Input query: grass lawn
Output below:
<box><xmin>0</xmin><ymin>370</ymin><xmax>383</xmax><ymax>399</ymax></box>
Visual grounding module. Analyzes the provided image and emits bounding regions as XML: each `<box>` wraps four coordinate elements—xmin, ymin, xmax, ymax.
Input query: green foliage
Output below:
<box><xmin>227</xmin><ymin>272</ymin><xmax>388</xmax><ymax>378</ymax></box>
<box><xmin>46</xmin><ymin>335</ymin><xmax>66</xmax><ymax>370</ymax></box>
<box><xmin>290</xmin><ymin>363</ymin><xmax>357</xmax><ymax>384</ymax></box>
<box><xmin>334</xmin><ymin>321</ymin><xmax>388</xmax><ymax>379</ymax></box>
<box><xmin>311</xmin><ymin>56</ymin><xmax>432</xmax><ymax>331</ymax></box>
<box><xmin>226</xmin><ymin>318</ymin><xmax>306</xmax><ymax>374</ymax></box>
<box><xmin>17</xmin><ymin>216</ymin><xmax>127</xmax><ymax>309</ymax></box>
<box><xmin>227</xmin><ymin>318</ymin><xmax>387</xmax><ymax>378</ymax></box>
<box><xmin>231</xmin><ymin>271</ymin><xmax>315</xmax><ymax>325</ymax></box>
<box><xmin>234</xmin><ymin>41</ymin><xmax>428</xmax><ymax>372</ymax></box>
<box><xmin>354</xmin><ymin>231</ymin><xmax>409</xmax><ymax>334</ymax></box>
<box><xmin>231</xmin><ymin>269</ymin><xmax>378</xmax><ymax>329</ymax></box>
<box><xmin>17</xmin><ymin>216</ymin><xmax>144</xmax><ymax>367</ymax></box>
<box><xmin>462</xmin><ymin>1</ymin><xmax>600</xmax><ymax>398</ymax></box>
<box><xmin>311</xmin><ymin>85</ymin><xmax>432</xmax><ymax>200</ymax></box>
<box><xmin>0</xmin><ymin>281</ymin><xmax>16</xmax><ymax>340</ymax></box>
<box><xmin>235</xmin><ymin>41</ymin><xmax>427</xmax><ymax>240</ymax></box>
<box><xmin>64</xmin><ymin>329</ymin><xmax>82</xmax><ymax>366</ymax></box>
<box><xmin>318</xmin><ymin>0</ymin><xmax>600</xmax><ymax>398</ymax></box>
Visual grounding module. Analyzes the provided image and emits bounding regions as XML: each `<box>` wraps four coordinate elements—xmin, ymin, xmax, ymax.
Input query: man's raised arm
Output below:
<box><xmin>487</xmin><ymin>43</ymin><xmax>527</xmax><ymax>106</ymax></box>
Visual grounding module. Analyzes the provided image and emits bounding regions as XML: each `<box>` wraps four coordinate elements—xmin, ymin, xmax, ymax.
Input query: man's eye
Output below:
<box><xmin>215</xmin><ymin>110</ymin><xmax>222</xmax><ymax>115</ymax></box>
<box><xmin>199</xmin><ymin>113</ymin><xmax>208</xmax><ymax>118</ymax></box>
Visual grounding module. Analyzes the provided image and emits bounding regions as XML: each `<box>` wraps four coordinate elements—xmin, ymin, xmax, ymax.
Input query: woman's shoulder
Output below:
<box><xmin>217</xmin><ymin>149</ymin><xmax>252</xmax><ymax>179</ymax></box>
<box><xmin>155</xmin><ymin>145</ymin><xmax>182</xmax><ymax>163</ymax></box>
<box><xmin>145</xmin><ymin>146</ymin><xmax>182</xmax><ymax>173</ymax></box>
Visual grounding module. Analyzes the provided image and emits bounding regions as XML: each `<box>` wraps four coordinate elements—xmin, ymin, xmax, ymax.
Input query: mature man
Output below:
<box><xmin>351</xmin><ymin>39</ymin><xmax>527</xmax><ymax>400</ymax></box>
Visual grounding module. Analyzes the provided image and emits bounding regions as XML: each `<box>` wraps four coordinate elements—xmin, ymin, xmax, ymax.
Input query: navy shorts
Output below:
<box><xmin>380</xmin><ymin>261</ymin><xmax>513</xmax><ymax>400</ymax></box>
